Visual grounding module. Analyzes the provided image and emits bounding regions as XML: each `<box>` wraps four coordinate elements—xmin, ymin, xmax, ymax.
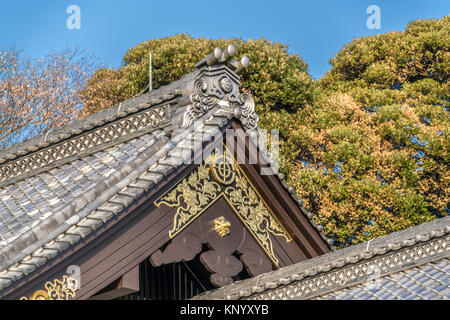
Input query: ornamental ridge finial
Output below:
<box><xmin>181</xmin><ymin>45</ymin><xmax>258</xmax><ymax>129</ymax></box>
<box><xmin>195</xmin><ymin>45</ymin><xmax>250</xmax><ymax>75</ymax></box>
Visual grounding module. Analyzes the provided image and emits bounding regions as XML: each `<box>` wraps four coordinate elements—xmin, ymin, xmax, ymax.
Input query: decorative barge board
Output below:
<box><xmin>0</xmin><ymin>46</ymin><xmax>332</xmax><ymax>300</ymax></box>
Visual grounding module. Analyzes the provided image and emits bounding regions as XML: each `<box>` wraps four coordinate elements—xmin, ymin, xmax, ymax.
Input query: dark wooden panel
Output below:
<box><xmin>76</xmin><ymin>210</ymin><xmax>174</xmax><ymax>299</ymax></box>
<box><xmin>81</xmin><ymin>205</ymin><xmax>171</xmax><ymax>272</ymax></box>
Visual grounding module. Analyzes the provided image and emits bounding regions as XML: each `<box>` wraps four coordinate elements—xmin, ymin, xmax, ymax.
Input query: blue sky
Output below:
<box><xmin>0</xmin><ymin>1</ymin><xmax>448</xmax><ymax>79</ymax></box>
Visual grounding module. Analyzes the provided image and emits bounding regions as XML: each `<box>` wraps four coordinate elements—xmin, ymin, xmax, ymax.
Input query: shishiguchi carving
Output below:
<box><xmin>154</xmin><ymin>147</ymin><xmax>292</xmax><ymax>266</ymax></box>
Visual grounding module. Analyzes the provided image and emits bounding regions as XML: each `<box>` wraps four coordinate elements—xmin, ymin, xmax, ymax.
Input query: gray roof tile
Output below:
<box><xmin>316</xmin><ymin>259</ymin><xmax>450</xmax><ymax>300</ymax></box>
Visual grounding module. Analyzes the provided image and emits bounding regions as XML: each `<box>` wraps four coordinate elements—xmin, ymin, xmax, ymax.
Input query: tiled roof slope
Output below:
<box><xmin>316</xmin><ymin>259</ymin><xmax>449</xmax><ymax>300</ymax></box>
<box><xmin>0</xmin><ymin>45</ymin><xmax>333</xmax><ymax>293</ymax></box>
<box><xmin>0</xmin><ymin>133</ymin><xmax>160</xmax><ymax>247</ymax></box>
<box><xmin>193</xmin><ymin>216</ymin><xmax>450</xmax><ymax>300</ymax></box>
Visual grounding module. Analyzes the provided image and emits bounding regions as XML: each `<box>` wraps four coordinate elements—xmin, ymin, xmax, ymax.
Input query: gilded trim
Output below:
<box><xmin>155</xmin><ymin>161</ymin><xmax>222</xmax><ymax>238</ymax></box>
<box><xmin>154</xmin><ymin>147</ymin><xmax>292</xmax><ymax>266</ymax></box>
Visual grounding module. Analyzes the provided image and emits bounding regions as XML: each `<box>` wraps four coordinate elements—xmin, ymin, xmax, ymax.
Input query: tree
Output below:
<box><xmin>0</xmin><ymin>47</ymin><xmax>95</xmax><ymax>148</ymax></box>
<box><xmin>80</xmin><ymin>17</ymin><xmax>449</xmax><ymax>248</ymax></box>
<box><xmin>281</xmin><ymin>16</ymin><xmax>449</xmax><ymax>247</ymax></box>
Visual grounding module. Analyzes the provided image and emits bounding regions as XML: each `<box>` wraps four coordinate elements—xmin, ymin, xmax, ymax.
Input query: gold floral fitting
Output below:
<box><xmin>214</xmin><ymin>216</ymin><xmax>231</xmax><ymax>237</ymax></box>
<box><xmin>20</xmin><ymin>275</ymin><xmax>78</xmax><ymax>300</ymax></box>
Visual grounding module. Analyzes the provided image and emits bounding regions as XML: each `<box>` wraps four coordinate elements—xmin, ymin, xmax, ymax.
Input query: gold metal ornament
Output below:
<box><xmin>20</xmin><ymin>275</ymin><xmax>78</xmax><ymax>300</ymax></box>
<box><xmin>214</xmin><ymin>216</ymin><xmax>231</xmax><ymax>237</ymax></box>
<box><xmin>154</xmin><ymin>146</ymin><xmax>292</xmax><ymax>266</ymax></box>
<box><xmin>210</xmin><ymin>153</ymin><xmax>235</xmax><ymax>185</ymax></box>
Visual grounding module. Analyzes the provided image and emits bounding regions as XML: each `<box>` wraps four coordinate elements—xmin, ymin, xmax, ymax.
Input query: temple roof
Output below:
<box><xmin>2</xmin><ymin>45</ymin><xmax>446</xmax><ymax>300</ymax></box>
<box><xmin>0</xmin><ymin>46</ymin><xmax>332</xmax><ymax>294</ymax></box>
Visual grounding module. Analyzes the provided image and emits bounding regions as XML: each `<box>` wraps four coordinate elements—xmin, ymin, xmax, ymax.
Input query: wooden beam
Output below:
<box><xmin>88</xmin><ymin>265</ymin><xmax>139</xmax><ymax>300</ymax></box>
